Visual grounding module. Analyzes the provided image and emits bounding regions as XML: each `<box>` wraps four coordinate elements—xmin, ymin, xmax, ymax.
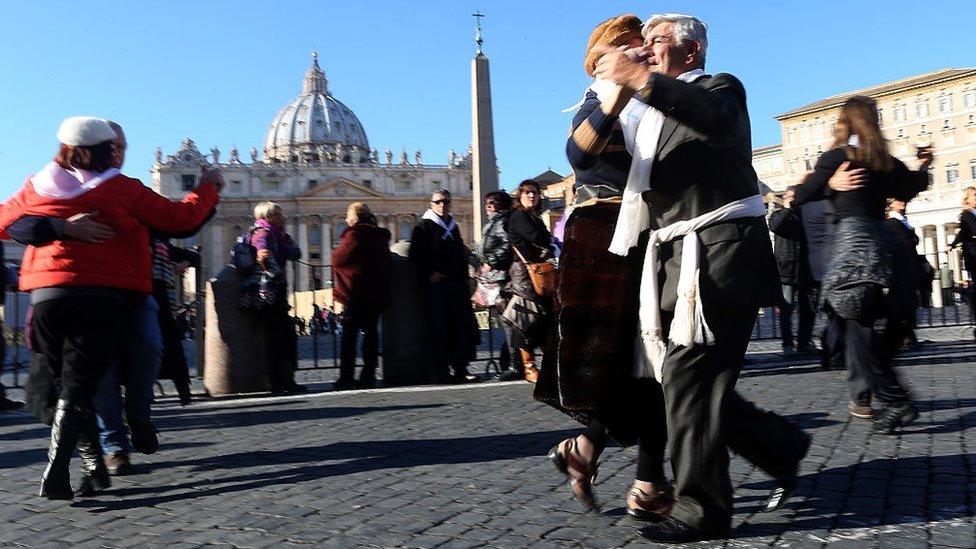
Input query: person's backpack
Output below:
<box><xmin>230</xmin><ymin>226</ymin><xmax>263</xmax><ymax>275</ymax></box>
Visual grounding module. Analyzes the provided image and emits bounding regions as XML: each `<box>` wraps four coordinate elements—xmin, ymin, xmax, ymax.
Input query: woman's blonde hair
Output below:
<box><xmin>962</xmin><ymin>186</ymin><xmax>976</xmax><ymax>208</ymax></box>
<box><xmin>253</xmin><ymin>201</ymin><xmax>283</xmax><ymax>221</ymax></box>
<box><xmin>346</xmin><ymin>201</ymin><xmax>376</xmax><ymax>224</ymax></box>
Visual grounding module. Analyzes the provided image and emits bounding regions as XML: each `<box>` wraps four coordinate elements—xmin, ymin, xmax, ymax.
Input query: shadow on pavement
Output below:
<box><xmin>733</xmin><ymin>454</ymin><xmax>973</xmax><ymax>540</ymax></box>
<box><xmin>154</xmin><ymin>403</ymin><xmax>446</xmax><ymax>432</ymax></box>
<box><xmin>74</xmin><ymin>427</ymin><xmax>578</xmax><ymax>512</ymax></box>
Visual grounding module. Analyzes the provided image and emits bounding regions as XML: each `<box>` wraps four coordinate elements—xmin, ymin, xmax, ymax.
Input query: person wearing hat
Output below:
<box><xmin>536</xmin><ymin>14</ymin><xmax>673</xmax><ymax>519</ymax></box>
<box><xmin>0</xmin><ymin>116</ymin><xmax>222</xmax><ymax>500</ymax></box>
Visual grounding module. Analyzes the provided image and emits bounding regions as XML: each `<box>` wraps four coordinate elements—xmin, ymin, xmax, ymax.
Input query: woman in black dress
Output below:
<box><xmin>793</xmin><ymin>96</ymin><xmax>933</xmax><ymax>434</ymax></box>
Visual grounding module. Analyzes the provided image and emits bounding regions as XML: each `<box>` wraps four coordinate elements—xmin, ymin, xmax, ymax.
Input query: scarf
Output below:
<box><xmin>421</xmin><ymin>209</ymin><xmax>457</xmax><ymax>240</ymax></box>
<box><xmin>637</xmin><ymin>194</ymin><xmax>766</xmax><ymax>381</ymax></box>
<box><xmin>30</xmin><ymin>161</ymin><xmax>120</xmax><ymax>200</ymax></box>
<box><xmin>608</xmin><ymin>68</ymin><xmax>706</xmax><ymax>256</ymax></box>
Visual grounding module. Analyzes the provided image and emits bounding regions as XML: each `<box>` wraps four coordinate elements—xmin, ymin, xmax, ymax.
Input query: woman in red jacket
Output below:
<box><xmin>0</xmin><ymin>116</ymin><xmax>221</xmax><ymax>499</ymax></box>
<box><xmin>331</xmin><ymin>202</ymin><xmax>392</xmax><ymax>390</ymax></box>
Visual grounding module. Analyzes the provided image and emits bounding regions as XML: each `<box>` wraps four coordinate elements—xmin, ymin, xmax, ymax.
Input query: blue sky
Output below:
<box><xmin>1</xmin><ymin>0</ymin><xmax>973</xmax><ymax>196</ymax></box>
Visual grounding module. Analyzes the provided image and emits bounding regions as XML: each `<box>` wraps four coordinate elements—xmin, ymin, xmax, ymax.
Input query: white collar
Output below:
<box><xmin>30</xmin><ymin>162</ymin><xmax>120</xmax><ymax>199</ymax></box>
<box><xmin>421</xmin><ymin>209</ymin><xmax>457</xmax><ymax>239</ymax></box>
<box><xmin>676</xmin><ymin>68</ymin><xmax>706</xmax><ymax>82</ymax></box>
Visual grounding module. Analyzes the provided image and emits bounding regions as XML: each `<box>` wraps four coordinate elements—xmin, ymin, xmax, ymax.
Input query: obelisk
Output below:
<box><xmin>471</xmin><ymin>10</ymin><xmax>498</xmax><ymax>240</ymax></box>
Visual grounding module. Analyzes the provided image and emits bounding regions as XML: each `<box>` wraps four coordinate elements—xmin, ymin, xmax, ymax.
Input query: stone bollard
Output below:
<box><xmin>203</xmin><ymin>265</ymin><xmax>269</xmax><ymax>395</ymax></box>
<box><xmin>381</xmin><ymin>241</ymin><xmax>430</xmax><ymax>386</ymax></box>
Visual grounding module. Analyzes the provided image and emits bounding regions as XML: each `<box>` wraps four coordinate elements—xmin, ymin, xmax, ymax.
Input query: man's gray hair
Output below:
<box><xmin>643</xmin><ymin>13</ymin><xmax>708</xmax><ymax>65</ymax></box>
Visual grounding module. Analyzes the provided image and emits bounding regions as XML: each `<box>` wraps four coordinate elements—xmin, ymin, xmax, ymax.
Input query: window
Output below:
<box><xmin>362</xmin><ymin>179</ymin><xmax>372</xmax><ymax>188</ymax></box>
<box><xmin>396</xmin><ymin>179</ymin><xmax>411</xmax><ymax>191</ymax></box>
<box><xmin>897</xmin><ymin>128</ymin><xmax>905</xmax><ymax>139</ymax></box>
<box><xmin>307</xmin><ymin>179</ymin><xmax>318</xmax><ymax>188</ymax></box>
<box><xmin>804</xmin><ymin>158</ymin><xmax>813</xmax><ymax>171</ymax></box>
<box><xmin>915</xmin><ymin>97</ymin><xmax>929</xmax><ymax>118</ymax></box>
<box><xmin>893</xmin><ymin>104</ymin><xmax>907</xmax><ymax>122</ymax></box>
<box><xmin>310</xmin><ymin>253</ymin><xmax>321</xmax><ymax>260</ymax></box>
<box><xmin>876</xmin><ymin>108</ymin><xmax>883</xmax><ymax>124</ymax></box>
<box><xmin>333</xmin><ymin>222</ymin><xmax>348</xmax><ymax>245</ymax></box>
<box><xmin>947</xmin><ymin>165</ymin><xmax>959</xmax><ymax>184</ymax></box>
<box><xmin>309</xmin><ymin>225</ymin><xmax>321</xmax><ymax>245</ymax></box>
<box><xmin>942</xmin><ymin>119</ymin><xmax>952</xmax><ymax>130</ymax></box>
<box><xmin>230</xmin><ymin>179</ymin><xmax>241</xmax><ymax>192</ymax></box>
<box><xmin>181</xmin><ymin>174</ymin><xmax>196</xmax><ymax>191</ymax></box>
<box><xmin>970</xmin><ymin>160</ymin><xmax>976</xmax><ymax>180</ymax></box>
<box><xmin>919</xmin><ymin>124</ymin><xmax>929</xmax><ymax>135</ymax></box>
<box><xmin>399</xmin><ymin>221</ymin><xmax>412</xmax><ymax>240</ymax></box>
<box><xmin>965</xmin><ymin>88</ymin><xmax>976</xmax><ymax>109</ymax></box>
<box><xmin>263</xmin><ymin>179</ymin><xmax>280</xmax><ymax>191</ymax></box>
<box><xmin>939</xmin><ymin>94</ymin><xmax>952</xmax><ymax>114</ymax></box>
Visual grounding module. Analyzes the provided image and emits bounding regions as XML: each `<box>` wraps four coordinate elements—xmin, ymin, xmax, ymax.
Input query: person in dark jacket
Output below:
<box><xmin>152</xmin><ymin>237</ymin><xmax>200</xmax><ymax>405</ymax></box>
<box><xmin>476</xmin><ymin>191</ymin><xmax>519</xmax><ymax>380</ymax></box>
<box><xmin>0</xmin><ymin>240</ymin><xmax>20</xmax><ymax>412</ymax></box>
<box><xmin>949</xmin><ymin>186</ymin><xmax>976</xmax><ymax>324</ymax></box>
<box><xmin>506</xmin><ymin>180</ymin><xmax>554</xmax><ymax>384</ymax></box>
<box><xmin>768</xmin><ymin>187</ymin><xmax>815</xmax><ymax>354</ymax></box>
<box><xmin>332</xmin><ymin>202</ymin><xmax>392</xmax><ymax>390</ymax></box>
<box><xmin>409</xmin><ymin>189</ymin><xmax>478</xmax><ymax>383</ymax></box>
<box><xmin>799</xmin><ymin>199</ymin><xmax>847</xmax><ymax>371</ymax></box>
<box><xmin>884</xmin><ymin>199</ymin><xmax>922</xmax><ymax>349</ymax></box>
<box><xmin>793</xmin><ymin>96</ymin><xmax>932</xmax><ymax>435</ymax></box>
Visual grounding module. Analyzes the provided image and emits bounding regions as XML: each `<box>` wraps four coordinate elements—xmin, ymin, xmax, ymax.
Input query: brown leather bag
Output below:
<box><xmin>512</xmin><ymin>246</ymin><xmax>556</xmax><ymax>298</ymax></box>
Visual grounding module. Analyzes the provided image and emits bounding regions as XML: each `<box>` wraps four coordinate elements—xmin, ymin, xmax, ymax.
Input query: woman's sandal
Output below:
<box><xmin>547</xmin><ymin>437</ymin><xmax>600</xmax><ymax>511</ymax></box>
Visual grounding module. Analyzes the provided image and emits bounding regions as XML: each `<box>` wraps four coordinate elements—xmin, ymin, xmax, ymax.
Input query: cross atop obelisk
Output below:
<box><xmin>472</xmin><ymin>9</ymin><xmax>485</xmax><ymax>54</ymax></box>
<box><xmin>470</xmin><ymin>9</ymin><xmax>498</xmax><ymax>241</ymax></box>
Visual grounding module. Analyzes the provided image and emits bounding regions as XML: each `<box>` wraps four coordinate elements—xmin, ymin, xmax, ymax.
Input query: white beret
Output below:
<box><xmin>56</xmin><ymin>116</ymin><xmax>117</xmax><ymax>147</ymax></box>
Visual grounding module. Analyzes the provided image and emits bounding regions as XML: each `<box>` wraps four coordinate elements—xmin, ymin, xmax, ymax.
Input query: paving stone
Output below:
<box><xmin>1</xmin><ymin>335</ymin><xmax>975</xmax><ymax>548</ymax></box>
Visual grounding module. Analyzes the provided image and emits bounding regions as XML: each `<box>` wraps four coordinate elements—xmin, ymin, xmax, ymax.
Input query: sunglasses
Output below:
<box><xmin>431</xmin><ymin>199</ymin><xmax>452</xmax><ymax>205</ymax></box>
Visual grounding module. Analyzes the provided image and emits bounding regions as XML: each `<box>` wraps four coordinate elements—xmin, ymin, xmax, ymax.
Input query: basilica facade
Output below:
<box><xmin>151</xmin><ymin>54</ymin><xmax>475</xmax><ymax>291</ymax></box>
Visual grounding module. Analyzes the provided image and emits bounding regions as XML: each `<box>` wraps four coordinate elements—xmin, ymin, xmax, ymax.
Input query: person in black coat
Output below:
<box><xmin>793</xmin><ymin>96</ymin><xmax>932</xmax><ymax>435</ymax></box>
<box><xmin>768</xmin><ymin>187</ymin><xmax>815</xmax><ymax>354</ymax></box>
<box><xmin>884</xmin><ymin>199</ymin><xmax>922</xmax><ymax>348</ymax></box>
<box><xmin>949</xmin><ymin>187</ymin><xmax>976</xmax><ymax>322</ymax></box>
<box><xmin>595</xmin><ymin>14</ymin><xmax>809</xmax><ymax>542</ymax></box>
<box><xmin>408</xmin><ymin>189</ymin><xmax>478</xmax><ymax>384</ymax></box>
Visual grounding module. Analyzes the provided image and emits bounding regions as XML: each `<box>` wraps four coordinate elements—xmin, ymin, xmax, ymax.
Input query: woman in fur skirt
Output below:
<box><xmin>534</xmin><ymin>15</ymin><xmax>672</xmax><ymax>519</ymax></box>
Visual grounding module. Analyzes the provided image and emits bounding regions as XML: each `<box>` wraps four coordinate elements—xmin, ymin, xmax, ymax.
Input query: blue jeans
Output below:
<box><xmin>95</xmin><ymin>297</ymin><xmax>162</xmax><ymax>454</ymax></box>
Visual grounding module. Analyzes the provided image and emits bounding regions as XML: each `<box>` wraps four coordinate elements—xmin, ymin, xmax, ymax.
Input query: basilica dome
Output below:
<box><xmin>263</xmin><ymin>53</ymin><xmax>370</xmax><ymax>163</ymax></box>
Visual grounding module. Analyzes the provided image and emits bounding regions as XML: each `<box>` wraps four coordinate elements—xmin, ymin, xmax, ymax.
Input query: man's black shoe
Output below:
<box><xmin>873</xmin><ymin>402</ymin><xmax>918</xmax><ymax>434</ymax></box>
<box><xmin>0</xmin><ymin>397</ymin><xmax>24</xmax><ymax>412</ymax></box>
<box><xmin>129</xmin><ymin>420</ymin><xmax>159</xmax><ymax>455</ymax></box>
<box><xmin>498</xmin><ymin>369</ymin><xmax>524</xmax><ymax>382</ymax></box>
<box><xmin>639</xmin><ymin>516</ymin><xmax>727</xmax><ymax>543</ymax></box>
<box><xmin>763</xmin><ymin>431</ymin><xmax>811</xmax><ymax>512</ymax></box>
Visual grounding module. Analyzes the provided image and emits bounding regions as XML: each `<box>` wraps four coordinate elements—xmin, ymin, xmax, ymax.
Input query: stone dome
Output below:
<box><xmin>263</xmin><ymin>53</ymin><xmax>370</xmax><ymax>163</ymax></box>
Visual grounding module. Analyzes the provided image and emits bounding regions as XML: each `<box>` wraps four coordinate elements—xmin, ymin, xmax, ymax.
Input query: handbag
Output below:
<box><xmin>512</xmin><ymin>245</ymin><xmax>557</xmax><ymax>298</ymax></box>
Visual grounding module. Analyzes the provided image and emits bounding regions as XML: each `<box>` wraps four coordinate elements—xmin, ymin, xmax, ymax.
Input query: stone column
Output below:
<box><xmin>297</xmin><ymin>216</ymin><xmax>309</xmax><ymax>291</ymax></box>
<box><xmin>923</xmin><ymin>226</ymin><xmax>943</xmax><ymax>308</ymax></box>
<box><xmin>320</xmin><ymin>220</ymin><xmax>333</xmax><ymax>283</ymax></box>
<box><xmin>286</xmin><ymin>217</ymin><xmax>297</xmax><ymax>291</ymax></box>
<box><xmin>209</xmin><ymin>221</ymin><xmax>224</xmax><ymax>279</ymax></box>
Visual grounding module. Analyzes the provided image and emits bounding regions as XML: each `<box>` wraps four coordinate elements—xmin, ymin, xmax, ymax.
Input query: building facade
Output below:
<box><xmin>753</xmin><ymin>68</ymin><xmax>976</xmax><ymax>289</ymax></box>
<box><xmin>152</xmin><ymin>54</ymin><xmax>475</xmax><ymax>291</ymax></box>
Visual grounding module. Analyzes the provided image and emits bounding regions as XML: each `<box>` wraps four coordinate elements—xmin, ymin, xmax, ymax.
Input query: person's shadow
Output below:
<box><xmin>74</xmin><ymin>427</ymin><xmax>579</xmax><ymax>513</ymax></box>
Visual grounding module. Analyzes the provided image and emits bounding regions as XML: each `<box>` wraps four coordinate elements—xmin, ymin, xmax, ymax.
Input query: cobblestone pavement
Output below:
<box><xmin>1</xmin><ymin>332</ymin><xmax>975</xmax><ymax>548</ymax></box>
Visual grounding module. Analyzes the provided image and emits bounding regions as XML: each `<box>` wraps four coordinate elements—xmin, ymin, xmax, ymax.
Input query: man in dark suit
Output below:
<box><xmin>594</xmin><ymin>13</ymin><xmax>810</xmax><ymax>543</ymax></box>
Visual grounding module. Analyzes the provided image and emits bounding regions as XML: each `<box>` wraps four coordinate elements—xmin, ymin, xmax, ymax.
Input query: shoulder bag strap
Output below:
<box><xmin>511</xmin><ymin>245</ymin><xmax>530</xmax><ymax>265</ymax></box>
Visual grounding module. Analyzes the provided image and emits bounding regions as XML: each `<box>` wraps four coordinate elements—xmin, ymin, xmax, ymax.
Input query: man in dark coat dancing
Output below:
<box><xmin>594</xmin><ymin>12</ymin><xmax>811</xmax><ymax>543</ymax></box>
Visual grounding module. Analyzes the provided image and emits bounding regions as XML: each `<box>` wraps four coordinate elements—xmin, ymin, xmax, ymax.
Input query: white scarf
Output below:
<box><xmin>609</xmin><ymin>68</ymin><xmax>706</xmax><ymax>256</ymax></box>
<box><xmin>30</xmin><ymin>161</ymin><xmax>120</xmax><ymax>200</ymax></box>
<box><xmin>637</xmin><ymin>194</ymin><xmax>766</xmax><ymax>381</ymax></box>
<box><xmin>422</xmin><ymin>209</ymin><xmax>457</xmax><ymax>240</ymax></box>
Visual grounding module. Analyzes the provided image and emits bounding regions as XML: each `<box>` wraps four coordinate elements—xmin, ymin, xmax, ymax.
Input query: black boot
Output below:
<box><xmin>75</xmin><ymin>408</ymin><xmax>110</xmax><ymax>497</ymax></box>
<box><xmin>39</xmin><ymin>400</ymin><xmax>81</xmax><ymax>500</ymax></box>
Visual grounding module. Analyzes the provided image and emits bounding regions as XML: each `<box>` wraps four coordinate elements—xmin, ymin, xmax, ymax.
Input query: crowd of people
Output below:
<box><xmin>2</xmin><ymin>10</ymin><xmax>975</xmax><ymax>545</ymax></box>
